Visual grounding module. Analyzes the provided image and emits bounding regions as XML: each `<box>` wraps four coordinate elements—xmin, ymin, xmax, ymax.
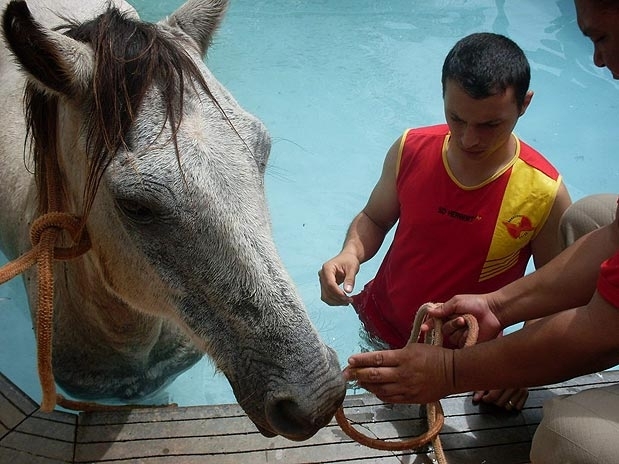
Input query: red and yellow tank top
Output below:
<box><xmin>353</xmin><ymin>124</ymin><xmax>562</xmax><ymax>348</ymax></box>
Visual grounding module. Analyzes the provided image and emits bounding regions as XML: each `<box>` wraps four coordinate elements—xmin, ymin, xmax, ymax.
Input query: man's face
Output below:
<box><xmin>443</xmin><ymin>80</ymin><xmax>528</xmax><ymax>162</ymax></box>
<box><xmin>575</xmin><ymin>0</ymin><xmax>619</xmax><ymax>79</ymax></box>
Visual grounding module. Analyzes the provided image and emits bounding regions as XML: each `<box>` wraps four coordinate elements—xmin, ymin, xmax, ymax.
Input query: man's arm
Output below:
<box><xmin>494</xmin><ymin>212</ymin><xmax>619</xmax><ymax>328</ymax></box>
<box><xmin>319</xmin><ymin>137</ymin><xmax>402</xmax><ymax>305</ymax></box>
<box><xmin>343</xmin><ymin>291</ymin><xmax>619</xmax><ymax>404</ymax></box>
<box><xmin>454</xmin><ymin>291</ymin><xmax>619</xmax><ymax>394</ymax></box>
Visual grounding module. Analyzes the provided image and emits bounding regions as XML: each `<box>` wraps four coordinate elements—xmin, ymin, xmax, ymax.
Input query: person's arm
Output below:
<box><xmin>343</xmin><ymin>206</ymin><xmax>619</xmax><ymax>404</ymax></box>
<box><xmin>493</xmin><ymin>213</ymin><xmax>619</xmax><ymax>328</ymax></box>
<box><xmin>435</xmin><ymin>208</ymin><xmax>619</xmax><ymax>343</ymax></box>
<box><xmin>319</xmin><ymin>138</ymin><xmax>402</xmax><ymax>305</ymax></box>
<box><xmin>343</xmin><ymin>291</ymin><xmax>619</xmax><ymax>404</ymax></box>
<box><xmin>454</xmin><ymin>291</ymin><xmax>619</xmax><ymax>393</ymax></box>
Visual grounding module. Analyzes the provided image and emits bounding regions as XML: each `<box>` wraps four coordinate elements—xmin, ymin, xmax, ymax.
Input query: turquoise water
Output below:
<box><xmin>1</xmin><ymin>0</ymin><xmax>618</xmax><ymax>406</ymax></box>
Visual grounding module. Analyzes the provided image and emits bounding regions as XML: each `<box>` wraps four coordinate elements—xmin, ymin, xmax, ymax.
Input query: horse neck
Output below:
<box><xmin>51</xmin><ymin>255</ymin><xmax>165</xmax><ymax>354</ymax></box>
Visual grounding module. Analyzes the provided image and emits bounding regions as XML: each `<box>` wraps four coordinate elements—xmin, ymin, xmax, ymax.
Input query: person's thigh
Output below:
<box><xmin>560</xmin><ymin>193</ymin><xmax>617</xmax><ymax>248</ymax></box>
<box><xmin>530</xmin><ymin>384</ymin><xmax>619</xmax><ymax>464</ymax></box>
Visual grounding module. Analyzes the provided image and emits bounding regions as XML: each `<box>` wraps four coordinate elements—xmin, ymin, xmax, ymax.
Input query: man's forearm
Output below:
<box><xmin>494</xmin><ymin>222</ymin><xmax>619</xmax><ymax>327</ymax></box>
<box><xmin>342</xmin><ymin>211</ymin><xmax>389</xmax><ymax>264</ymax></box>
<box><xmin>453</xmin><ymin>296</ymin><xmax>619</xmax><ymax>394</ymax></box>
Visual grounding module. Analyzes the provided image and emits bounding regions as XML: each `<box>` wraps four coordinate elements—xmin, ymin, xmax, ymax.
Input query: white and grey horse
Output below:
<box><xmin>0</xmin><ymin>0</ymin><xmax>345</xmax><ymax>440</ymax></box>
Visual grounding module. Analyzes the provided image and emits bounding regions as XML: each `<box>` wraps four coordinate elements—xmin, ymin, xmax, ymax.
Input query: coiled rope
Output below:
<box><xmin>335</xmin><ymin>302</ymin><xmax>478</xmax><ymax>463</ymax></box>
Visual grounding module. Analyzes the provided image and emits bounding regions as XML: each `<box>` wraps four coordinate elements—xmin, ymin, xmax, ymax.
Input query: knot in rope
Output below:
<box><xmin>29</xmin><ymin>212</ymin><xmax>91</xmax><ymax>260</ymax></box>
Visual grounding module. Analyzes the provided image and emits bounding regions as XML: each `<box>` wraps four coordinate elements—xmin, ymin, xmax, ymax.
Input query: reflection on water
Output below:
<box><xmin>1</xmin><ymin>0</ymin><xmax>618</xmax><ymax>406</ymax></box>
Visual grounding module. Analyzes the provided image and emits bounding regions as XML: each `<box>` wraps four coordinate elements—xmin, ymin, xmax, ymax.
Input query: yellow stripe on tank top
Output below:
<box><xmin>480</xmin><ymin>157</ymin><xmax>561</xmax><ymax>282</ymax></box>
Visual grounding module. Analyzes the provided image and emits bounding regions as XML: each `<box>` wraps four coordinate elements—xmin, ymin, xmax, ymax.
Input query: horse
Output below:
<box><xmin>0</xmin><ymin>0</ymin><xmax>346</xmax><ymax>441</ymax></box>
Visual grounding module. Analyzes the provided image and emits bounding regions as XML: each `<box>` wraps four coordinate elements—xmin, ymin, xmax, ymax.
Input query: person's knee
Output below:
<box><xmin>559</xmin><ymin>193</ymin><xmax>617</xmax><ymax>249</ymax></box>
<box><xmin>530</xmin><ymin>386</ymin><xmax>619</xmax><ymax>464</ymax></box>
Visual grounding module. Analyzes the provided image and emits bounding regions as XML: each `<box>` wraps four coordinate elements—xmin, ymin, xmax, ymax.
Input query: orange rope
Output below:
<box><xmin>335</xmin><ymin>303</ymin><xmax>479</xmax><ymax>463</ymax></box>
<box><xmin>0</xmin><ymin>211</ymin><xmax>178</xmax><ymax>413</ymax></box>
<box><xmin>56</xmin><ymin>394</ymin><xmax>177</xmax><ymax>412</ymax></box>
<box><xmin>1</xmin><ymin>131</ymin><xmax>167</xmax><ymax>413</ymax></box>
<box><xmin>0</xmin><ymin>212</ymin><xmax>91</xmax><ymax>412</ymax></box>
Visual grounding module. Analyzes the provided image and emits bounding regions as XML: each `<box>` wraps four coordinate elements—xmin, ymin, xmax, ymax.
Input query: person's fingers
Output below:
<box><xmin>345</xmin><ymin>350</ymin><xmax>400</xmax><ymax>371</ymax></box>
<box><xmin>318</xmin><ymin>267</ymin><xmax>350</xmax><ymax>305</ymax></box>
<box><xmin>442</xmin><ymin>316</ymin><xmax>467</xmax><ymax>334</ymax></box>
<box><xmin>478</xmin><ymin>388</ymin><xmax>529</xmax><ymax>411</ymax></box>
<box><xmin>472</xmin><ymin>390</ymin><xmax>486</xmax><ymax>403</ymax></box>
<box><xmin>510</xmin><ymin>388</ymin><xmax>529</xmax><ymax>410</ymax></box>
<box><xmin>343</xmin><ymin>271</ymin><xmax>355</xmax><ymax>294</ymax></box>
<box><xmin>426</xmin><ymin>301</ymin><xmax>451</xmax><ymax>318</ymax></box>
<box><xmin>495</xmin><ymin>389</ymin><xmax>515</xmax><ymax>408</ymax></box>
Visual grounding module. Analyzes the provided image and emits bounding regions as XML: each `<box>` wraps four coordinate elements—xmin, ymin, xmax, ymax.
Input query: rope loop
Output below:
<box><xmin>336</xmin><ymin>303</ymin><xmax>479</xmax><ymax>462</ymax></box>
<box><xmin>29</xmin><ymin>212</ymin><xmax>91</xmax><ymax>260</ymax></box>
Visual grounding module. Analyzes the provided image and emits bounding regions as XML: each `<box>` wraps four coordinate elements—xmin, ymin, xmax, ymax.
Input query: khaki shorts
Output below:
<box><xmin>532</xmin><ymin>194</ymin><xmax>619</xmax><ymax>463</ymax></box>
<box><xmin>559</xmin><ymin>193</ymin><xmax>617</xmax><ymax>248</ymax></box>
<box><xmin>530</xmin><ymin>384</ymin><xmax>619</xmax><ymax>463</ymax></box>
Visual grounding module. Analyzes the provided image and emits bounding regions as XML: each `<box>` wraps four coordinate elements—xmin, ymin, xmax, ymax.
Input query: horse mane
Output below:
<box><xmin>24</xmin><ymin>6</ymin><xmax>221</xmax><ymax>219</ymax></box>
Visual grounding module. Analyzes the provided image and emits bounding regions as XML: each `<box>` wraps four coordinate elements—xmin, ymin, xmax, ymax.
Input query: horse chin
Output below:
<box><xmin>236</xmin><ymin>394</ymin><xmax>329</xmax><ymax>441</ymax></box>
<box><xmin>252</xmin><ymin>421</ymin><xmax>319</xmax><ymax>442</ymax></box>
<box><xmin>254</xmin><ymin>423</ymin><xmax>277</xmax><ymax>438</ymax></box>
<box><xmin>235</xmin><ymin>380</ymin><xmax>345</xmax><ymax>441</ymax></box>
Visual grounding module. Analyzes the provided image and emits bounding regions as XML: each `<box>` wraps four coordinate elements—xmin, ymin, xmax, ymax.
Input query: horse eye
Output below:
<box><xmin>117</xmin><ymin>199</ymin><xmax>155</xmax><ymax>224</ymax></box>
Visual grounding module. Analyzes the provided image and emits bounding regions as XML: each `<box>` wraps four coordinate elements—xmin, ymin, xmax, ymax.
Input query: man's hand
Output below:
<box><xmin>424</xmin><ymin>294</ymin><xmax>503</xmax><ymax>344</ymax></box>
<box><xmin>473</xmin><ymin>387</ymin><xmax>529</xmax><ymax>411</ymax></box>
<box><xmin>342</xmin><ymin>343</ymin><xmax>455</xmax><ymax>404</ymax></box>
<box><xmin>318</xmin><ymin>252</ymin><xmax>360</xmax><ymax>305</ymax></box>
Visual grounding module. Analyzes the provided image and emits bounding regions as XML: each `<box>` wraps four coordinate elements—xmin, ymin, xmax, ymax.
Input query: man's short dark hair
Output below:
<box><xmin>441</xmin><ymin>32</ymin><xmax>531</xmax><ymax>109</ymax></box>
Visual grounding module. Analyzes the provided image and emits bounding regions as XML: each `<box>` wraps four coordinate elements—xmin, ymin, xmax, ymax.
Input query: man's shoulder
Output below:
<box><xmin>516</xmin><ymin>137</ymin><xmax>561</xmax><ymax>181</ymax></box>
<box><xmin>406</xmin><ymin>124</ymin><xmax>449</xmax><ymax>137</ymax></box>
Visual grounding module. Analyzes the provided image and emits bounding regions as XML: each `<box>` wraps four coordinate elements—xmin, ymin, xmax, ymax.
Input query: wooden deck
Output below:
<box><xmin>1</xmin><ymin>370</ymin><xmax>618</xmax><ymax>464</ymax></box>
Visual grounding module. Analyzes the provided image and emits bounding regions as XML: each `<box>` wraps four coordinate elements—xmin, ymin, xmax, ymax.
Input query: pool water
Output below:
<box><xmin>1</xmin><ymin>0</ymin><xmax>618</xmax><ymax>406</ymax></box>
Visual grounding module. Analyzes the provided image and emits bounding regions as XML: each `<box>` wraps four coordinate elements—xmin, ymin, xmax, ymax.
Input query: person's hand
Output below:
<box><xmin>342</xmin><ymin>343</ymin><xmax>455</xmax><ymax>404</ymax></box>
<box><xmin>472</xmin><ymin>387</ymin><xmax>528</xmax><ymax>411</ymax></box>
<box><xmin>424</xmin><ymin>294</ymin><xmax>503</xmax><ymax>344</ymax></box>
<box><xmin>318</xmin><ymin>252</ymin><xmax>360</xmax><ymax>305</ymax></box>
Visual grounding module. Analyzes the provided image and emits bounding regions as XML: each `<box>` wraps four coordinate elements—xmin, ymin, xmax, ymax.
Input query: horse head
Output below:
<box><xmin>0</xmin><ymin>0</ymin><xmax>345</xmax><ymax>440</ymax></box>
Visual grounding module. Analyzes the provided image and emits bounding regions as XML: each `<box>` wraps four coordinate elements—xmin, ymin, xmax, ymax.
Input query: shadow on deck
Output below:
<box><xmin>1</xmin><ymin>370</ymin><xmax>618</xmax><ymax>463</ymax></box>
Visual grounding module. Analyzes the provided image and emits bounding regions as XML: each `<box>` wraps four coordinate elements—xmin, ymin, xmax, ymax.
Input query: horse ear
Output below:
<box><xmin>163</xmin><ymin>0</ymin><xmax>229</xmax><ymax>56</ymax></box>
<box><xmin>2</xmin><ymin>0</ymin><xmax>93</xmax><ymax>98</ymax></box>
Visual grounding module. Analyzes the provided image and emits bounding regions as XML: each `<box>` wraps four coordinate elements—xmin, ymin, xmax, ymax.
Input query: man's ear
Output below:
<box><xmin>519</xmin><ymin>90</ymin><xmax>534</xmax><ymax>116</ymax></box>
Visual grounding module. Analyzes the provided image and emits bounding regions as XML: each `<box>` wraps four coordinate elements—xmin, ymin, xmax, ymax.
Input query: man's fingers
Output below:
<box><xmin>475</xmin><ymin>388</ymin><xmax>529</xmax><ymax>411</ymax></box>
<box><xmin>426</xmin><ymin>302</ymin><xmax>451</xmax><ymax>318</ymax></box>
<box><xmin>346</xmin><ymin>349</ymin><xmax>401</xmax><ymax>369</ymax></box>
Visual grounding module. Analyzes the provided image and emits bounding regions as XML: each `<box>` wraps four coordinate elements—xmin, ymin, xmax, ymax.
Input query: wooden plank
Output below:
<box><xmin>1</xmin><ymin>409</ymin><xmax>76</xmax><ymax>463</ymax></box>
<box><xmin>1</xmin><ymin>431</ymin><xmax>74</xmax><ymax>462</ymax></box>
<box><xmin>0</xmin><ymin>446</ymin><xmax>73</xmax><ymax>464</ymax></box>
<box><xmin>0</xmin><ymin>372</ymin><xmax>77</xmax><ymax>463</ymax></box>
<box><xmin>2</xmin><ymin>369</ymin><xmax>618</xmax><ymax>463</ymax></box>
<box><xmin>0</xmin><ymin>372</ymin><xmax>38</xmax><ymax>432</ymax></box>
<box><xmin>74</xmin><ymin>393</ymin><xmax>533</xmax><ymax>463</ymax></box>
<box><xmin>16</xmin><ymin>411</ymin><xmax>76</xmax><ymax>442</ymax></box>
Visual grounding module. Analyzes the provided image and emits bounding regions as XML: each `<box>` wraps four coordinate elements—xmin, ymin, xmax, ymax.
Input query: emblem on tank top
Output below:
<box><xmin>502</xmin><ymin>215</ymin><xmax>535</xmax><ymax>239</ymax></box>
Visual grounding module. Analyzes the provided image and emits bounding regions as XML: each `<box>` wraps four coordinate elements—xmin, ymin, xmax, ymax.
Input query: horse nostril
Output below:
<box><xmin>266</xmin><ymin>397</ymin><xmax>318</xmax><ymax>441</ymax></box>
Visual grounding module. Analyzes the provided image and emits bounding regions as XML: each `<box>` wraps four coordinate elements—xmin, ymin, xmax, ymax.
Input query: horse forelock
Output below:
<box><xmin>26</xmin><ymin>5</ymin><xmax>221</xmax><ymax>218</ymax></box>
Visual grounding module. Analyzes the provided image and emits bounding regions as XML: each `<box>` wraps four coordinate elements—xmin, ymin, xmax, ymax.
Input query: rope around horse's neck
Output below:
<box><xmin>0</xmin><ymin>212</ymin><xmax>91</xmax><ymax>411</ymax></box>
<box><xmin>335</xmin><ymin>303</ymin><xmax>479</xmax><ymax>463</ymax></box>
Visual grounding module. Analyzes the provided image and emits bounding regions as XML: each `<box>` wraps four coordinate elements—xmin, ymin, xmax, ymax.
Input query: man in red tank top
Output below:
<box><xmin>318</xmin><ymin>33</ymin><xmax>571</xmax><ymax>411</ymax></box>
